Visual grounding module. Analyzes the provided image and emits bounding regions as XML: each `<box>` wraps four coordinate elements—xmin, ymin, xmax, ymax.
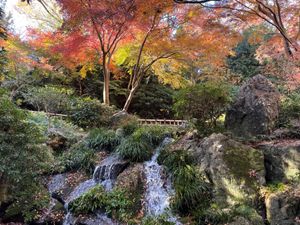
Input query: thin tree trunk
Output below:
<box><xmin>123</xmin><ymin>85</ymin><xmax>138</xmax><ymax>112</ymax></box>
<box><xmin>102</xmin><ymin>61</ymin><xmax>110</xmax><ymax>105</ymax></box>
<box><xmin>283</xmin><ymin>38</ymin><xmax>293</xmax><ymax>57</ymax></box>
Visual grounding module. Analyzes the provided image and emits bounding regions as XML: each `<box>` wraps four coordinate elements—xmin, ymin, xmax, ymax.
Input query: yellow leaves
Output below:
<box><xmin>152</xmin><ymin>58</ymin><xmax>187</xmax><ymax>89</ymax></box>
<box><xmin>79</xmin><ymin>64</ymin><xmax>94</xmax><ymax>79</ymax></box>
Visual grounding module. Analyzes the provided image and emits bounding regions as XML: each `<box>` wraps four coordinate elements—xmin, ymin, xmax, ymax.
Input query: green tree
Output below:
<box><xmin>173</xmin><ymin>81</ymin><xmax>231</xmax><ymax>132</ymax></box>
<box><xmin>227</xmin><ymin>36</ymin><xmax>261</xmax><ymax>81</ymax></box>
<box><xmin>129</xmin><ymin>76</ymin><xmax>174</xmax><ymax>119</ymax></box>
<box><xmin>0</xmin><ymin>90</ymin><xmax>50</xmax><ymax>222</ymax></box>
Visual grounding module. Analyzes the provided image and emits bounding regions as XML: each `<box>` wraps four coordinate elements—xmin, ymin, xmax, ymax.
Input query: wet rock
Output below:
<box><xmin>176</xmin><ymin>133</ymin><xmax>265</xmax><ymax>206</ymax></box>
<box><xmin>265</xmin><ymin>185</ymin><xmax>300</xmax><ymax>225</ymax></box>
<box><xmin>225</xmin><ymin>75</ymin><xmax>280</xmax><ymax>137</ymax></box>
<box><xmin>257</xmin><ymin>140</ymin><xmax>300</xmax><ymax>183</ymax></box>
<box><xmin>114</xmin><ymin>163</ymin><xmax>144</xmax><ymax>192</ymax></box>
<box><xmin>93</xmin><ymin>155</ymin><xmax>129</xmax><ymax>182</ymax></box>
<box><xmin>114</xmin><ymin>163</ymin><xmax>145</xmax><ymax>217</ymax></box>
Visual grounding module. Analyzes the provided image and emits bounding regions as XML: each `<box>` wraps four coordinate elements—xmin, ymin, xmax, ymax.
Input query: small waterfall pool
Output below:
<box><xmin>63</xmin><ymin>154</ymin><xmax>126</xmax><ymax>225</ymax></box>
<box><xmin>49</xmin><ymin>138</ymin><xmax>181</xmax><ymax>225</ymax></box>
<box><xmin>144</xmin><ymin>138</ymin><xmax>182</xmax><ymax>224</ymax></box>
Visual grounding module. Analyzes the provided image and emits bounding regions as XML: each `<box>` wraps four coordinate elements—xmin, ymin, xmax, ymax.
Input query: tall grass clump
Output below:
<box><xmin>116</xmin><ymin>136</ymin><xmax>152</xmax><ymax>162</ymax></box>
<box><xmin>86</xmin><ymin>128</ymin><xmax>120</xmax><ymax>152</ymax></box>
<box><xmin>158</xmin><ymin>149</ymin><xmax>212</xmax><ymax>215</ymax></box>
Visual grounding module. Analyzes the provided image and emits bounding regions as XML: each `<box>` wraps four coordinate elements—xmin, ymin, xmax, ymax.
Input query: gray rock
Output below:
<box><xmin>173</xmin><ymin>133</ymin><xmax>266</xmax><ymax>206</ymax></box>
<box><xmin>257</xmin><ymin>140</ymin><xmax>300</xmax><ymax>183</ymax></box>
<box><xmin>265</xmin><ymin>185</ymin><xmax>300</xmax><ymax>225</ymax></box>
<box><xmin>225</xmin><ymin>75</ymin><xmax>280</xmax><ymax>137</ymax></box>
<box><xmin>93</xmin><ymin>154</ymin><xmax>129</xmax><ymax>182</ymax></box>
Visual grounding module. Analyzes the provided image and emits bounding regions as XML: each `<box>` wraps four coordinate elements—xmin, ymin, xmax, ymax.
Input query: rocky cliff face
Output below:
<box><xmin>265</xmin><ymin>185</ymin><xmax>300</xmax><ymax>225</ymax></box>
<box><xmin>170</xmin><ymin>131</ymin><xmax>300</xmax><ymax>225</ymax></box>
<box><xmin>225</xmin><ymin>75</ymin><xmax>280</xmax><ymax>137</ymax></box>
<box><xmin>257</xmin><ymin>140</ymin><xmax>300</xmax><ymax>183</ymax></box>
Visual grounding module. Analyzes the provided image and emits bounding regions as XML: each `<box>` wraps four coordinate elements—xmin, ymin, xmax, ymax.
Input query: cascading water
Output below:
<box><xmin>62</xmin><ymin>154</ymin><xmax>128</xmax><ymax>225</ymax></box>
<box><xmin>144</xmin><ymin>137</ymin><xmax>182</xmax><ymax>224</ymax></box>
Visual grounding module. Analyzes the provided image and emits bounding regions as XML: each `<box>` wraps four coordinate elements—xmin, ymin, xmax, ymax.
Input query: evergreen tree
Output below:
<box><xmin>129</xmin><ymin>76</ymin><xmax>174</xmax><ymax>119</ymax></box>
<box><xmin>227</xmin><ymin>36</ymin><xmax>261</xmax><ymax>80</ymax></box>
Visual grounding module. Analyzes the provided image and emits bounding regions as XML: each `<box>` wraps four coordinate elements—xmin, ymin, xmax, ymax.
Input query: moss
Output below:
<box><xmin>222</xmin><ymin>145</ymin><xmax>264</xmax><ymax>189</ymax></box>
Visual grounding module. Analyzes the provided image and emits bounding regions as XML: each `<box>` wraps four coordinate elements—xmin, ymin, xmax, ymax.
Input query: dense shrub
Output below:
<box><xmin>58</xmin><ymin>142</ymin><xmax>95</xmax><ymax>174</ymax></box>
<box><xmin>116</xmin><ymin>136</ymin><xmax>152</xmax><ymax>162</ymax></box>
<box><xmin>129</xmin><ymin>77</ymin><xmax>175</xmax><ymax>119</ymax></box>
<box><xmin>24</xmin><ymin>85</ymin><xmax>72</xmax><ymax>114</ymax></box>
<box><xmin>69</xmin><ymin>185</ymin><xmax>133</xmax><ymax>222</ymax></box>
<box><xmin>86</xmin><ymin>128</ymin><xmax>120</xmax><ymax>152</ymax></box>
<box><xmin>27</xmin><ymin>111</ymin><xmax>83</xmax><ymax>145</ymax></box>
<box><xmin>70</xmin><ymin>97</ymin><xmax>115</xmax><ymax>128</ymax></box>
<box><xmin>0</xmin><ymin>93</ymin><xmax>50</xmax><ymax>222</ymax></box>
<box><xmin>173</xmin><ymin>81</ymin><xmax>231</xmax><ymax>134</ymax></box>
<box><xmin>277</xmin><ymin>92</ymin><xmax>300</xmax><ymax>127</ymax></box>
<box><xmin>158</xmin><ymin>149</ymin><xmax>212</xmax><ymax>215</ymax></box>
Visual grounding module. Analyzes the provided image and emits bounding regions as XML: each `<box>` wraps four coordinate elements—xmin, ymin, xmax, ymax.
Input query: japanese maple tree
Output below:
<box><xmin>54</xmin><ymin>0</ymin><xmax>136</xmax><ymax>105</ymax></box>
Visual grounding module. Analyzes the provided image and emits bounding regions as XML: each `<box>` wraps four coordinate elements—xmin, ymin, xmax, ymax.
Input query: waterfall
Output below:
<box><xmin>62</xmin><ymin>154</ymin><xmax>127</xmax><ymax>225</ymax></box>
<box><xmin>144</xmin><ymin>137</ymin><xmax>181</xmax><ymax>224</ymax></box>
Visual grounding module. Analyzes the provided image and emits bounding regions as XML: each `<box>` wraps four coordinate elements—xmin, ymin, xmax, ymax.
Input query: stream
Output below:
<box><xmin>47</xmin><ymin>138</ymin><xmax>181</xmax><ymax>225</ymax></box>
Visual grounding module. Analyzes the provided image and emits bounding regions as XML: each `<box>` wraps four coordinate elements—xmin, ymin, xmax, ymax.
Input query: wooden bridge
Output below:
<box><xmin>138</xmin><ymin>119</ymin><xmax>187</xmax><ymax>127</ymax></box>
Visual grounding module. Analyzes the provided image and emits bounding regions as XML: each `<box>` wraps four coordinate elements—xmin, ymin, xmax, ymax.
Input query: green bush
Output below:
<box><xmin>158</xmin><ymin>149</ymin><xmax>194</xmax><ymax>172</ymax></box>
<box><xmin>158</xmin><ymin>149</ymin><xmax>212</xmax><ymax>215</ymax></box>
<box><xmin>0</xmin><ymin>93</ymin><xmax>50</xmax><ymax>222</ymax></box>
<box><xmin>70</xmin><ymin>97</ymin><xmax>115</xmax><ymax>128</ymax></box>
<box><xmin>4</xmin><ymin>185</ymin><xmax>50</xmax><ymax>223</ymax></box>
<box><xmin>27</xmin><ymin>111</ymin><xmax>83</xmax><ymax>144</ymax></box>
<box><xmin>86</xmin><ymin>128</ymin><xmax>120</xmax><ymax>152</ymax></box>
<box><xmin>194</xmin><ymin>204</ymin><xmax>234</xmax><ymax>225</ymax></box>
<box><xmin>277</xmin><ymin>92</ymin><xmax>300</xmax><ymax>127</ymax></box>
<box><xmin>59</xmin><ymin>142</ymin><xmax>96</xmax><ymax>174</ymax></box>
<box><xmin>194</xmin><ymin>204</ymin><xmax>261</xmax><ymax>225</ymax></box>
<box><xmin>69</xmin><ymin>185</ymin><xmax>133</xmax><ymax>222</ymax></box>
<box><xmin>116</xmin><ymin>136</ymin><xmax>152</xmax><ymax>162</ymax></box>
<box><xmin>132</xmin><ymin>126</ymin><xmax>169</xmax><ymax>148</ymax></box>
<box><xmin>173</xmin><ymin>81</ymin><xmax>231</xmax><ymax>134</ymax></box>
<box><xmin>141</xmin><ymin>215</ymin><xmax>175</xmax><ymax>225</ymax></box>
<box><xmin>24</xmin><ymin>85</ymin><xmax>72</xmax><ymax>114</ymax></box>
<box><xmin>172</xmin><ymin>165</ymin><xmax>211</xmax><ymax>214</ymax></box>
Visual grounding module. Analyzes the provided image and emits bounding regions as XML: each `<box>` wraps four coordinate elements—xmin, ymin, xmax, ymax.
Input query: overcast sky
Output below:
<box><xmin>5</xmin><ymin>0</ymin><xmax>39</xmax><ymax>37</ymax></box>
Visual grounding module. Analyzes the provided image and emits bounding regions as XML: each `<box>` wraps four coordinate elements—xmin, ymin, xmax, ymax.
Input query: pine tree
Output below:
<box><xmin>227</xmin><ymin>36</ymin><xmax>261</xmax><ymax>81</ymax></box>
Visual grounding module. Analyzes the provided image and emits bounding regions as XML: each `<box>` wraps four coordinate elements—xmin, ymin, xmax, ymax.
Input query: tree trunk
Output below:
<box><xmin>102</xmin><ymin>65</ymin><xmax>110</xmax><ymax>105</ymax></box>
<box><xmin>283</xmin><ymin>37</ymin><xmax>293</xmax><ymax>58</ymax></box>
<box><xmin>123</xmin><ymin>85</ymin><xmax>138</xmax><ymax>112</ymax></box>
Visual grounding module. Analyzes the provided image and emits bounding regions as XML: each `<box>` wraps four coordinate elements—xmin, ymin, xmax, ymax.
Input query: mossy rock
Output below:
<box><xmin>114</xmin><ymin>163</ymin><xmax>145</xmax><ymax>218</ymax></box>
<box><xmin>257</xmin><ymin>140</ymin><xmax>300</xmax><ymax>183</ymax></box>
<box><xmin>190</xmin><ymin>133</ymin><xmax>266</xmax><ymax>206</ymax></box>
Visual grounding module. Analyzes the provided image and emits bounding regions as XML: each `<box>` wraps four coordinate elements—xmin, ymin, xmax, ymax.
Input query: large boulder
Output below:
<box><xmin>114</xmin><ymin>163</ymin><xmax>145</xmax><ymax>217</ymax></box>
<box><xmin>174</xmin><ymin>133</ymin><xmax>266</xmax><ymax>206</ymax></box>
<box><xmin>114</xmin><ymin>163</ymin><xmax>144</xmax><ymax>192</ymax></box>
<box><xmin>225</xmin><ymin>75</ymin><xmax>280</xmax><ymax>137</ymax></box>
<box><xmin>265</xmin><ymin>185</ymin><xmax>300</xmax><ymax>225</ymax></box>
<box><xmin>257</xmin><ymin>140</ymin><xmax>300</xmax><ymax>183</ymax></box>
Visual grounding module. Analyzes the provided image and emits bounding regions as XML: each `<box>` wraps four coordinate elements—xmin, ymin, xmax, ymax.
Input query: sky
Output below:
<box><xmin>5</xmin><ymin>0</ymin><xmax>39</xmax><ymax>37</ymax></box>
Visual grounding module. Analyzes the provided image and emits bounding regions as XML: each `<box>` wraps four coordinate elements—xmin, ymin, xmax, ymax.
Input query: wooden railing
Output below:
<box><xmin>138</xmin><ymin>119</ymin><xmax>187</xmax><ymax>126</ymax></box>
<box><xmin>27</xmin><ymin>110</ymin><xmax>187</xmax><ymax>127</ymax></box>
